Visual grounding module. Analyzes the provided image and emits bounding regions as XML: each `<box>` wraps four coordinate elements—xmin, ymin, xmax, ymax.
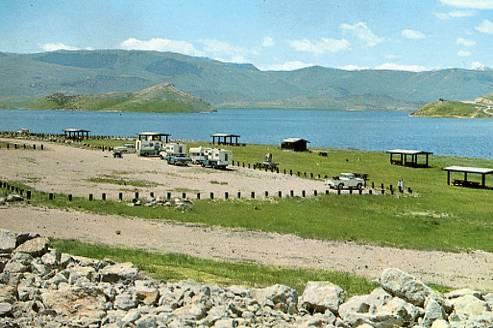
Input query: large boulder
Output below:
<box><xmin>300</xmin><ymin>281</ymin><xmax>345</xmax><ymax>314</ymax></box>
<box><xmin>100</xmin><ymin>262</ymin><xmax>139</xmax><ymax>283</ymax></box>
<box><xmin>0</xmin><ymin>303</ymin><xmax>12</xmax><ymax>317</ymax></box>
<box><xmin>0</xmin><ymin>230</ymin><xmax>17</xmax><ymax>253</ymax></box>
<box><xmin>449</xmin><ymin>295</ymin><xmax>489</xmax><ymax>316</ymax></box>
<box><xmin>379</xmin><ymin>268</ymin><xmax>433</xmax><ymax>306</ymax></box>
<box><xmin>14</xmin><ymin>237</ymin><xmax>49</xmax><ymax>257</ymax></box>
<box><xmin>422</xmin><ymin>296</ymin><xmax>446</xmax><ymax>327</ymax></box>
<box><xmin>40</xmin><ymin>285</ymin><xmax>107</xmax><ymax>326</ymax></box>
<box><xmin>251</xmin><ymin>284</ymin><xmax>298</xmax><ymax>314</ymax></box>
<box><xmin>135</xmin><ymin>280</ymin><xmax>160</xmax><ymax>306</ymax></box>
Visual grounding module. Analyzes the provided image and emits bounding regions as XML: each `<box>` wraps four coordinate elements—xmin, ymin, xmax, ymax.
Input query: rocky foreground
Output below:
<box><xmin>0</xmin><ymin>230</ymin><xmax>492</xmax><ymax>327</ymax></box>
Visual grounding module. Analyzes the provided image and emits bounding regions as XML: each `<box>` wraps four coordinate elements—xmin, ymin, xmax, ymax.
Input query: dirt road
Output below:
<box><xmin>1</xmin><ymin>206</ymin><xmax>491</xmax><ymax>290</ymax></box>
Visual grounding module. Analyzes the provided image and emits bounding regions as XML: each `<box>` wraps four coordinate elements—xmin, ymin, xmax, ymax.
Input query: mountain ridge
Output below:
<box><xmin>1</xmin><ymin>49</ymin><xmax>493</xmax><ymax>111</ymax></box>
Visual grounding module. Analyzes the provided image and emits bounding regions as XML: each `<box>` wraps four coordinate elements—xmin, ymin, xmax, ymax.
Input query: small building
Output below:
<box><xmin>210</xmin><ymin>133</ymin><xmax>241</xmax><ymax>146</ymax></box>
<box><xmin>443</xmin><ymin>166</ymin><xmax>493</xmax><ymax>188</ymax></box>
<box><xmin>137</xmin><ymin>132</ymin><xmax>170</xmax><ymax>143</ymax></box>
<box><xmin>281</xmin><ymin>138</ymin><xmax>310</xmax><ymax>152</ymax></box>
<box><xmin>385</xmin><ymin>149</ymin><xmax>433</xmax><ymax>167</ymax></box>
<box><xmin>63</xmin><ymin>128</ymin><xmax>90</xmax><ymax>140</ymax></box>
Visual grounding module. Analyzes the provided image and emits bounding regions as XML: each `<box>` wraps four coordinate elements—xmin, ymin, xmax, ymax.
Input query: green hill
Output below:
<box><xmin>412</xmin><ymin>98</ymin><xmax>493</xmax><ymax>118</ymax></box>
<box><xmin>2</xmin><ymin>50</ymin><xmax>493</xmax><ymax>110</ymax></box>
<box><xmin>8</xmin><ymin>83</ymin><xmax>212</xmax><ymax>113</ymax></box>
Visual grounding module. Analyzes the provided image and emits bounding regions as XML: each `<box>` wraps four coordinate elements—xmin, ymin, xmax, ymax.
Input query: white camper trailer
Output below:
<box><xmin>161</xmin><ymin>143</ymin><xmax>187</xmax><ymax>157</ymax></box>
<box><xmin>201</xmin><ymin>148</ymin><xmax>232</xmax><ymax>169</ymax></box>
<box><xmin>189</xmin><ymin>146</ymin><xmax>212</xmax><ymax>164</ymax></box>
<box><xmin>135</xmin><ymin>132</ymin><xmax>170</xmax><ymax>157</ymax></box>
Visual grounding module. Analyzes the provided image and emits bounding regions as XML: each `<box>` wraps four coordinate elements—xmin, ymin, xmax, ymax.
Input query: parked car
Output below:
<box><xmin>164</xmin><ymin>154</ymin><xmax>191</xmax><ymax>166</ymax></box>
<box><xmin>325</xmin><ymin>173</ymin><xmax>365</xmax><ymax>190</ymax></box>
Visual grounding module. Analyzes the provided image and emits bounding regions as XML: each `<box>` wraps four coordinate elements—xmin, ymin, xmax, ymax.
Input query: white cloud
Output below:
<box><xmin>457</xmin><ymin>50</ymin><xmax>472</xmax><ymax>57</ymax></box>
<box><xmin>40</xmin><ymin>43</ymin><xmax>85</xmax><ymax>51</ymax></box>
<box><xmin>475</xmin><ymin>19</ymin><xmax>493</xmax><ymax>34</ymax></box>
<box><xmin>288</xmin><ymin>38</ymin><xmax>350</xmax><ymax>54</ymax></box>
<box><xmin>471</xmin><ymin>61</ymin><xmax>486</xmax><ymax>70</ymax></box>
<box><xmin>435</xmin><ymin>10</ymin><xmax>475</xmax><ymax>19</ymax></box>
<box><xmin>401</xmin><ymin>29</ymin><xmax>426</xmax><ymax>40</ymax></box>
<box><xmin>440</xmin><ymin>0</ymin><xmax>493</xmax><ymax>9</ymax></box>
<box><xmin>120</xmin><ymin>38</ymin><xmax>203</xmax><ymax>56</ymax></box>
<box><xmin>258</xmin><ymin>61</ymin><xmax>314</xmax><ymax>71</ymax></box>
<box><xmin>340</xmin><ymin>22</ymin><xmax>384</xmax><ymax>47</ymax></box>
<box><xmin>456</xmin><ymin>37</ymin><xmax>476</xmax><ymax>47</ymax></box>
<box><xmin>338</xmin><ymin>64</ymin><xmax>369</xmax><ymax>71</ymax></box>
<box><xmin>199</xmin><ymin>39</ymin><xmax>243</xmax><ymax>54</ymax></box>
<box><xmin>374</xmin><ymin>63</ymin><xmax>428</xmax><ymax>72</ymax></box>
<box><xmin>262</xmin><ymin>36</ymin><xmax>274</xmax><ymax>47</ymax></box>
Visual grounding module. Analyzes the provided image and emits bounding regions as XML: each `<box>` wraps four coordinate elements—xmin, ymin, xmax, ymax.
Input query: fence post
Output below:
<box><xmin>224</xmin><ymin>192</ymin><xmax>228</xmax><ymax>200</ymax></box>
<box><xmin>197</xmin><ymin>193</ymin><xmax>201</xmax><ymax>200</ymax></box>
<box><xmin>264</xmin><ymin>191</ymin><xmax>268</xmax><ymax>198</ymax></box>
<box><xmin>369</xmin><ymin>189</ymin><xmax>373</xmax><ymax>195</ymax></box>
<box><xmin>314</xmin><ymin>190</ymin><xmax>317</xmax><ymax>196</ymax></box>
<box><xmin>290</xmin><ymin>190</ymin><xmax>294</xmax><ymax>197</ymax></box>
<box><xmin>337</xmin><ymin>188</ymin><xmax>341</xmax><ymax>195</ymax></box>
<box><xmin>89</xmin><ymin>194</ymin><xmax>93</xmax><ymax>201</ymax></box>
<box><xmin>325</xmin><ymin>189</ymin><xmax>329</xmax><ymax>195</ymax></box>
<box><xmin>119</xmin><ymin>192</ymin><xmax>123</xmax><ymax>201</ymax></box>
<box><xmin>210</xmin><ymin>192</ymin><xmax>214</xmax><ymax>200</ymax></box>
<box><xmin>290</xmin><ymin>170</ymin><xmax>292</xmax><ymax>176</ymax></box>
<box><xmin>182</xmin><ymin>192</ymin><xmax>186</xmax><ymax>199</ymax></box>
<box><xmin>237</xmin><ymin>191</ymin><xmax>241</xmax><ymax>199</ymax></box>
<box><xmin>102</xmin><ymin>193</ymin><xmax>106</xmax><ymax>201</ymax></box>
<box><xmin>150</xmin><ymin>192</ymin><xmax>155</xmax><ymax>198</ymax></box>
<box><xmin>26</xmin><ymin>191</ymin><xmax>31</xmax><ymax>199</ymax></box>
<box><xmin>302</xmin><ymin>190</ymin><xmax>306</xmax><ymax>197</ymax></box>
<box><xmin>68</xmin><ymin>194</ymin><xmax>72</xmax><ymax>201</ymax></box>
<box><xmin>349</xmin><ymin>187</ymin><xmax>353</xmax><ymax>195</ymax></box>
<box><xmin>167</xmin><ymin>192</ymin><xmax>171</xmax><ymax>200</ymax></box>
<box><xmin>278</xmin><ymin>191</ymin><xmax>282</xmax><ymax>198</ymax></box>
<box><xmin>359</xmin><ymin>189</ymin><xmax>362</xmax><ymax>195</ymax></box>
<box><xmin>251</xmin><ymin>191</ymin><xmax>255</xmax><ymax>199</ymax></box>
<box><xmin>408</xmin><ymin>187</ymin><xmax>412</xmax><ymax>194</ymax></box>
<box><xmin>134</xmin><ymin>192</ymin><xmax>139</xmax><ymax>200</ymax></box>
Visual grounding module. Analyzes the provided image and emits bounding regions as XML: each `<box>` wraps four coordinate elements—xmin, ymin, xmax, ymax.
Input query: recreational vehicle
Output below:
<box><xmin>189</xmin><ymin>146</ymin><xmax>212</xmax><ymax>164</ymax></box>
<box><xmin>201</xmin><ymin>148</ymin><xmax>232</xmax><ymax>169</ymax></box>
<box><xmin>135</xmin><ymin>132</ymin><xmax>170</xmax><ymax>157</ymax></box>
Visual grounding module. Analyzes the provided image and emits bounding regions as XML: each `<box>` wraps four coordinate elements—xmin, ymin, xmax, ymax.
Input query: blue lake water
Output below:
<box><xmin>1</xmin><ymin>108</ymin><xmax>493</xmax><ymax>159</ymax></box>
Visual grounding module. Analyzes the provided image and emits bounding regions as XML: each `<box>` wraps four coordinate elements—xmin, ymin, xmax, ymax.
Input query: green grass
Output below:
<box><xmin>51</xmin><ymin>239</ymin><xmax>376</xmax><ymax>295</ymax></box>
<box><xmin>413</xmin><ymin>100</ymin><xmax>491</xmax><ymax>118</ymax></box>
<box><xmin>4</xmin><ymin>141</ymin><xmax>493</xmax><ymax>253</ymax></box>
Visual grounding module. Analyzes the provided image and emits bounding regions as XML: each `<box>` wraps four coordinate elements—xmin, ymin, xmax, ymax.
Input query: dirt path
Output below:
<box><xmin>1</xmin><ymin>206</ymin><xmax>492</xmax><ymax>290</ymax></box>
<box><xmin>0</xmin><ymin>138</ymin><xmax>329</xmax><ymax>200</ymax></box>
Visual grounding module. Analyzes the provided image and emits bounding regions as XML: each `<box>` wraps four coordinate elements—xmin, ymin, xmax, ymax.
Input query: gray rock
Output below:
<box><xmin>300</xmin><ymin>281</ymin><xmax>345</xmax><ymax>314</ymax></box>
<box><xmin>0</xmin><ymin>198</ymin><xmax>5</xmax><ymax>206</ymax></box>
<box><xmin>431</xmin><ymin>319</ymin><xmax>450</xmax><ymax>328</ymax></box>
<box><xmin>444</xmin><ymin>289</ymin><xmax>483</xmax><ymax>300</ymax></box>
<box><xmin>0</xmin><ymin>285</ymin><xmax>16</xmax><ymax>304</ymax></box>
<box><xmin>0</xmin><ymin>230</ymin><xmax>17</xmax><ymax>253</ymax></box>
<box><xmin>0</xmin><ymin>302</ymin><xmax>12</xmax><ymax>316</ymax></box>
<box><xmin>114</xmin><ymin>291</ymin><xmax>137</xmax><ymax>310</ymax></box>
<box><xmin>135</xmin><ymin>314</ymin><xmax>157</xmax><ymax>328</ymax></box>
<box><xmin>100</xmin><ymin>262</ymin><xmax>139</xmax><ymax>282</ymax></box>
<box><xmin>423</xmin><ymin>296</ymin><xmax>446</xmax><ymax>327</ymax></box>
<box><xmin>135</xmin><ymin>280</ymin><xmax>160</xmax><ymax>306</ymax></box>
<box><xmin>449</xmin><ymin>295</ymin><xmax>489</xmax><ymax>316</ymax></box>
<box><xmin>251</xmin><ymin>284</ymin><xmax>298</xmax><ymax>314</ymax></box>
<box><xmin>379</xmin><ymin>268</ymin><xmax>434</xmax><ymax>306</ymax></box>
<box><xmin>15</xmin><ymin>232</ymin><xmax>40</xmax><ymax>247</ymax></box>
<box><xmin>14</xmin><ymin>237</ymin><xmax>49</xmax><ymax>257</ymax></box>
<box><xmin>122</xmin><ymin>308</ymin><xmax>141</xmax><ymax>324</ymax></box>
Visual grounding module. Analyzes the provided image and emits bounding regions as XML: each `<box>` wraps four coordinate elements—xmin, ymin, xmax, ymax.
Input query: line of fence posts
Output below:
<box><xmin>0</xmin><ymin>143</ymin><xmax>44</xmax><ymax>150</ymax></box>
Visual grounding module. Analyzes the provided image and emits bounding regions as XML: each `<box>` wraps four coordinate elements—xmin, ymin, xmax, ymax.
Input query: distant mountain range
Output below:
<box><xmin>1</xmin><ymin>50</ymin><xmax>493</xmax><ymax>111</ymax></box>
<box><xmin>0</xmin><ymin>82</ymin><xmax>211</xmax><ymax>113</ymax></box>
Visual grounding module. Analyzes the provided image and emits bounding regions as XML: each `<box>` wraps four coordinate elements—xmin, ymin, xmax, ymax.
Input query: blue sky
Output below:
<box><xmin>1</xmin><ymin>0</ymin><xmax>493</xmax><ymax>71</ymax></box>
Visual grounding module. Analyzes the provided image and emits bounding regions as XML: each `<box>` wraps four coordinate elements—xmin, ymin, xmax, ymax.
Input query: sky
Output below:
<box><xmin>1</xmin><ymin>0</ymin><xmax>493</xmax><ymax>71</ymax></box>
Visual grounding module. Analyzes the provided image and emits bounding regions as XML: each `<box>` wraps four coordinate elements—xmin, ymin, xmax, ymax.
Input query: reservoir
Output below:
<box><xmin>1</xmin><ymin>108</ymin><xmax>492</xmax><ymax>159</ymax></box>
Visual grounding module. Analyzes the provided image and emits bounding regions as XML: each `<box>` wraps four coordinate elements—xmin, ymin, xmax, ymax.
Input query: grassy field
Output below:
<box><xmin>412</xmin><ymin>100</ymin><xmax>490</xmax><ymax>118</ymax></box>
<box><xmin>3</xmin><ymin>140</ymin><xmax>493</xmax><ymax>252</ymax></box>
<box><xmin>50</xmin><ymin>238</ymin><xmax>375</xmax><ymax>295</ymax></box>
